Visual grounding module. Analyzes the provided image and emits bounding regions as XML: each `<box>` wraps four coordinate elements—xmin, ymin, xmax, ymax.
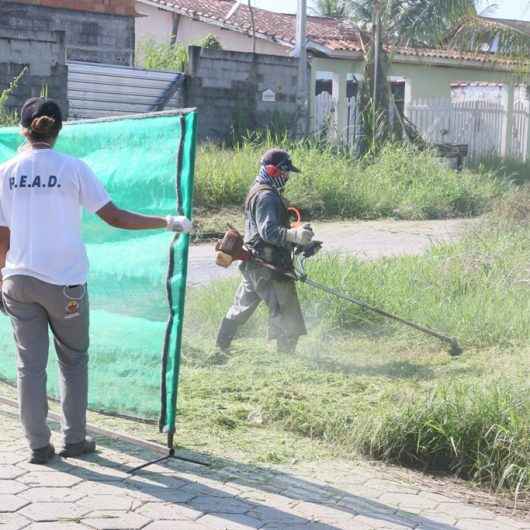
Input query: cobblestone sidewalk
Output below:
<box><xmin>1</xmin><ymin>404</ymin><xmax>528</xmax><ymax>530</ymax></box>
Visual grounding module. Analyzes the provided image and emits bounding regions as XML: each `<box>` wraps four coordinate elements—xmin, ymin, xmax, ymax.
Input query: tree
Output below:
<box><xmin>314</xmin><ymin>0</ymin><xmax>349</xmax><ymax>17</ymax></box>
<box><xmin>350</xmin><ymin>0</ymin><xmax>530</xmax><ymax>54</ymax></box>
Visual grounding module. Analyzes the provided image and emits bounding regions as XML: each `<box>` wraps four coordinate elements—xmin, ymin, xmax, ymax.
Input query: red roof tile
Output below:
<box><xmin>395</xmin><ymin>46</ymin><xmax>522</xmax><ymax>67</ymax></box>
<box><xmin>141</xmin><ymin>0</ymin><xmax>524</xmax><ymax>66</ymax></box>
<box><xmin>141</xmin><ymin>0</ymin><xmax>364</xmax><ymax>51</ymax></box>
<box><xmin>478</xmin><ymin>16</ymin><xmax>530</xmax><ymax>37</ymax></box>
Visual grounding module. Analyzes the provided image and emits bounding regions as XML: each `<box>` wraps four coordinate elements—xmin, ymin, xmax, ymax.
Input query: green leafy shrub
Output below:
<box><xmin>199</xmin><ymin>34</ymin><xmax>222</xmax><ymax>50</ymax></box>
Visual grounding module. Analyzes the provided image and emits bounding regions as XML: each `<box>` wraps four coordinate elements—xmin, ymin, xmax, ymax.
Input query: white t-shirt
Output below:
<box><xmin>0</xmin><ymin>148</ymin><xmax>110</xmax><ymax>286</ymax></box>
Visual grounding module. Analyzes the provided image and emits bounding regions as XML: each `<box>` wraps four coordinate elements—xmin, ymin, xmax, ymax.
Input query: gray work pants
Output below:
<box><xmin>2</xmin><ymin>276</ymin><xmax>89</xmax><ymax>450</ymax></box>
<box><xmin>226</xmin><ymin>261</ymin><xmax>306</xmax><ymax>342</ymax></box>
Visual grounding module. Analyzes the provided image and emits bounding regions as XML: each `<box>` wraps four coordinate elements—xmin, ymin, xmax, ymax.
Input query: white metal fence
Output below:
<box><xmin>314</xmin><ymin>93</ymin><xmax>529</xmax><ymax>162</ymax></box>
<box><xmin>67</xmin><ymin>62</ymin><xmax>185</xmax><ymax>120</ymax></box>
<box><xmin>314</xmin><ymin>92</ymin><xmax>360</xmax><ymax>147</ymax></box>
<box><xmin>511</xmin><ymin>100</ymin><xmax>530</xmax><ymax>161</ymax></box>
<box><xmin>407</xmin><ymin>97</ymin><xmax>529</xmax><ymax>162</ymax></box>
<box><xmin>314</xmin><ymin>92</ymin><xmax>336</xmax><ymax>138</ymax></box>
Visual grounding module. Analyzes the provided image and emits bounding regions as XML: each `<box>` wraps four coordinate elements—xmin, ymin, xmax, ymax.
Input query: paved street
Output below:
<box><xmin>1</xmin><ymin>402</ymin><xmax>528</xmax><ymax>530</ymax></box>
<box><xmin>187</xmin><ymin>219</ymin><xmax>472</xmax><ymax>286</ymax></box>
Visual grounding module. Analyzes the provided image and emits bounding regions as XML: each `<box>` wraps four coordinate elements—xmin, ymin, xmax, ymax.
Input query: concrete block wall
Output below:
<box><xmin>0</xmin><ymin>26</ymin><xmax>68</xmax><ymax>117</ymax></box>
<box><xmin>185</xmin><ymin>47</ymin><xmax>301</xmax><ymax>142</ymax></box>
<box><xmin>1</xmin><ymin>1</ymin><xmax>135</xmax><ymax>66</ymax></box>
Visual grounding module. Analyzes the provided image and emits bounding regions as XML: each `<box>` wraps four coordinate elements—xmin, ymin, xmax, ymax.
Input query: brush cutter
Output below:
<box><xmin>215</xmin><ymin>229</ymin><xmax>463</xmax><ymax>357</ymax></box>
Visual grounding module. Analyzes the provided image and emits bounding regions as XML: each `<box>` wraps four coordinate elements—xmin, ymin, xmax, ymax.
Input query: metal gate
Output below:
<box><xmin>67</xmin><ymin>62</ymin><xmax>185</xmax><ymax>120</ymax></box>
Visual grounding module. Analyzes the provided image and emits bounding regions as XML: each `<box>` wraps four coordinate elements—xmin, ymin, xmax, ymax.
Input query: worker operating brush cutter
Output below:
<box><xmin>216</xmin><ymin>149</ymin><xmax>313</xmax><ymax>354</ymax></box>
<box><xmin>215</xmin><ymin>151</ymin><xmax>463</xmax><ymax>358</ymax></box>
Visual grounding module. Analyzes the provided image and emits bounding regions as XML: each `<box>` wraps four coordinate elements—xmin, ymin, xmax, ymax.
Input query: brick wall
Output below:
<box><xmin>1</xmin><ymin>1</ymin><xmax>135</xmax><ymax>66</ymax></box>
<box><xmin>185</xmin><ymin>47</ymin><xmax>302</xmax><ymax>142</ymax></box>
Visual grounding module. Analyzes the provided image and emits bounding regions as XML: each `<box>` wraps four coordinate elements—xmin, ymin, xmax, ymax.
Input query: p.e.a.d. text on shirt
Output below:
<box><xmin>9</xmin><ymin>176</ymin><xmax>61</xmax><ymax>189</ymax></box>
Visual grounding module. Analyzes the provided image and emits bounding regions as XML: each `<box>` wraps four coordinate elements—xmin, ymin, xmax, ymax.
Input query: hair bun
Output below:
<box><xmin>31</xmin><ymin>116</ymin><xmax>56</xmax><ymax>134</ymax></box>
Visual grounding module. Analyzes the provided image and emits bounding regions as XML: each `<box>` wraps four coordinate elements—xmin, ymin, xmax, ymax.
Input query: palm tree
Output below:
<box><xmin>350</xmin><ymin>0</ymin><xmax>530</xmax><ymax>53</ymax></box>
<box><xmin>313</xmin><ymin>0</ymin><xmax>350</xmax><ymax>18</ymax></box>
<box><xmin>347</xmin><ymin>0</ymin><xmax>530</xmax><ymax>153</ymax></box>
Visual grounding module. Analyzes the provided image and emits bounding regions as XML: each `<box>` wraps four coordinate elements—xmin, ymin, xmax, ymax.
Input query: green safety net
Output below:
<box><xmin>0</xmin><ymin>111</ymin><xmax>197</xmax><ymax>431</ymax></box>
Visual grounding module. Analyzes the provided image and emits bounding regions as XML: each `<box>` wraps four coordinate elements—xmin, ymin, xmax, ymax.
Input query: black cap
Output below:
<box><xmin>21</xmin><ymin>98</ymin><xmax>63</xmax><ymax>130</ymax></box>
<box><xmin>261</xmin><ymin>148</ymin><xmax>300</xmax><ymax>173</ymax></box>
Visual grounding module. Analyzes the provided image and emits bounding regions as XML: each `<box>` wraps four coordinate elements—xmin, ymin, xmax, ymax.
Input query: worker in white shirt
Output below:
<box><xmin>0</xmin><ymin>98</ymin><xmax>192</xmax><ymax>464</ymax></box>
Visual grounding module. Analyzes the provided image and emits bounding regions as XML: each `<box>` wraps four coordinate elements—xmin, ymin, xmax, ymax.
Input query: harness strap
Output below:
<box><xmin>244</xmin><ymin>184</ymin><xmax>276</xmax><ymax>211</ymax></box>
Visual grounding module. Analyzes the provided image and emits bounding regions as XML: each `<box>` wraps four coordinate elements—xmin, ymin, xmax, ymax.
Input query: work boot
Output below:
<box><xmin>216</xmin><ymin>318</ymin><xmax>239</xmax><ymax>352</ymax></box>
<box><xmin>30</xmin><ymin>443</ymin><xmax>55</xmax><ymax>465</ymax></box>
<box><xmin>277</xmin><ymin>336</ymin><xmax>298</xmax><ymax>354</ymax></box>
<box><xmin>59</xmin><ymin>436</ymin><xmax>96</xmax><ymax>458</ymax></box>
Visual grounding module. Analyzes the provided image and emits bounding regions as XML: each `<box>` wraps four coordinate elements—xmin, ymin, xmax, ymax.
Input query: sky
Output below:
<box><xmin>250</xmin><ymin>0</ymin><xmax>530</xmax><ymax>21</ymax></box>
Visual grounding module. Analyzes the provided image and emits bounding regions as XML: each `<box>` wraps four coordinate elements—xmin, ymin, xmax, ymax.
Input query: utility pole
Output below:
<box><xmin>372</xmin><ymin>0</ymin><xmax>381</xmax><ymax>147</ymax></box>
<box><xmin>295</xmin><ymin>0</ymin><xmax>309</xmax><ymax>136</ymax></box>
<box><xmin>372</xmin><ymin>0</ymin><xmax>381</xmax><ymax>107</ymax></box>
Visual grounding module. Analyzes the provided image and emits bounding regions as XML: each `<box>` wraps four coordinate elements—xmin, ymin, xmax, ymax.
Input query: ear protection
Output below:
<box><xmin>265</xmin><ymin>164</ymin><xmax>282</xmax><ymax>178</ymax></box>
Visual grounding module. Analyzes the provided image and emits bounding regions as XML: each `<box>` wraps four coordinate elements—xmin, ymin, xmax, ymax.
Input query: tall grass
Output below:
<box><xmin>359</xmin><ymin>382</ymin><xmax>529</xmax><ymax>496</ymax></box>
<box><xmin>195</xmin><ymin>141</ymin><xmax>506</xmax><ymax>220</ymax></box>
<box><xmin>470</xmin><ymin>156</ymin><xmax>530</xmax><ymax>186</ymax></box>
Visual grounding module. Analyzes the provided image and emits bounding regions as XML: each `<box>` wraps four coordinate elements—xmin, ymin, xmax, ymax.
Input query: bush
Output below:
<box><xmin>471</xmin><ymin>156</ymin><xmax>530</xmax><ymax>186</ymax></box>
<box><xmin>199</xmin><ymin>34</ymin><xmax>222</xmax><ymax>50</ymax></box>
<box><xmin>136</xmin><ymin>38</ymin><xmax>188</xmax><ymax>72</ymax></box>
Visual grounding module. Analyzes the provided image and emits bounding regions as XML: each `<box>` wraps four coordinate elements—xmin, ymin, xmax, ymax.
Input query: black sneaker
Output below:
<box><xmin>30</xmin><ymin>444</ymin><xmax>55</xmax><ymax>465</ymax></box>
<box><xmin>59</xmin><ymin>437</ymin><xmax>96</xmax><ymax>458</ymax></box>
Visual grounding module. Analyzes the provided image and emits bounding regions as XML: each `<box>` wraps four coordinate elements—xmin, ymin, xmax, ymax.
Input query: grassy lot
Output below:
<box><xmin>176</xmin><ymin>187</ymin><xmax>530</xmax><ymax>500</ymax></box>
<box><xmin>1</xmin><ymin>141</ymin><xmax>528</xmax><ymax>500</ymax></box>
<box><xmin>194</xmin><ymin>142</ymin><xmax>509</xmax><ymax>227</ymax></box>
<box><xmin>4</xmin><ymin>185</ymin><xmax>522</xmax><ymax>497</ymax></box>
